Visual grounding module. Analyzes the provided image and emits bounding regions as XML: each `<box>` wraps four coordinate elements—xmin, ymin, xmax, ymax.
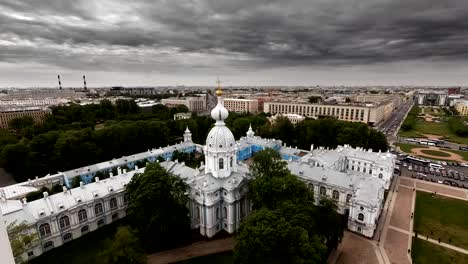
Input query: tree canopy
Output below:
<box><xmin>100</xmin><ymin>226</ymin><xmax>146</xmax><ymax>264</ymax></box>
<box><xmin>125</xmin><ymin>163</ymin><xmax>191</xmax><ymax>251</ymax></box>
<box><xmin>7</xmin><ymin>221</ymin><xmax>39</xmax><ymax>263</ymax></box>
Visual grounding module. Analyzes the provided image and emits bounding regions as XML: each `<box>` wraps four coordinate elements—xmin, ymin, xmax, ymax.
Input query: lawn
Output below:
<box><xmin>398</xmin><ymin>130</ymin><xmax>426</xmax><ymax>138</ymax></box>
<box><xmin>29</xmin><ymin>219</ymin><xmax>128</xmax><ymax>264</ymax></box>
<box><xmin>395</xmin><ymin>143</ymin><xmax>468</xmax><ymax>162</ymax></box>
<box><xmin>419</xmin><ymin>149</ymin><xmax>452</xmax><ymax>157</ymax></box>
<box><xmin>395</xmin><ymin>143</ymin><xmax>428</xmax><ymax>153</ymax></box>
<box><xmin>399</xmin><ymin>106</ymin><xmax>468</xmax><ymax>145</ymax></box>
<box><xmin>412</xmin><ymin>238</ymin><xmax>468</xmax><ymax>264</ymax></box>
<box><xmin>174</xmin><ymin>251</ymin><xmax>233</xmax><ymax>264</ymax></box>
<box><xmin>414</xmin><ymin>191</ymin><xmax>468</xmax><ymax>249</ymax></box>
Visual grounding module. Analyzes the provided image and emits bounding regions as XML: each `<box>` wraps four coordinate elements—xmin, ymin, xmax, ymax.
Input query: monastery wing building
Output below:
<box><xmin>0</xmin><ymin>86</ymin><xmax>395</xmax><ymax>262</ymax></box>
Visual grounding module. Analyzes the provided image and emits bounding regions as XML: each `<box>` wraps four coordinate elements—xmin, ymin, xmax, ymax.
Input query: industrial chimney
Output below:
<box><xmin>58</xmin><ymin>75</ymin><xmax>62</xmax><ymax>90</ymax></box>
<box><xmin>83</xmin><ymin>75</ymin><xmax>87</xmax><ymax>91</ymax></box>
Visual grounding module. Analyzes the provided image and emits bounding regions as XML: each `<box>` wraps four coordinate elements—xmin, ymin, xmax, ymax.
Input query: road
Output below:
<box><xmin>376</xmin><ymin>99</ymin><xmax>414</xmax><ymax>144</ymax></box>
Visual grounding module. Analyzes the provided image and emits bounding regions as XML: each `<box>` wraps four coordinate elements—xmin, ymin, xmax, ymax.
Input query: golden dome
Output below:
<box><xmin>216</xmin><ymin>89</ymin><xmax>222</xmax><ymax>96</ymax></box>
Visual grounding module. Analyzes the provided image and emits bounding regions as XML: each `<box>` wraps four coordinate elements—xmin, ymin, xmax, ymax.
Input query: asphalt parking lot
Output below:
<box><xmin>396</xmin><ymin>161</ymin><xmax>468</xmax><ymax>189</ymax></box>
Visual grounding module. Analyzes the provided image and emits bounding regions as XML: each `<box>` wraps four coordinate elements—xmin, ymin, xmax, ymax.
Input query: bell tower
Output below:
<box><xmin>204</xmin><ymin>79</ymin><xmax>237</xmax><ymax>178</ymax></box>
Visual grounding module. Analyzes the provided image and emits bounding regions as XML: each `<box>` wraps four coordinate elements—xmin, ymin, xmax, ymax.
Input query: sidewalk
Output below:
<box><xmin>147</xmin><ymin>237</ymin><xmax>235</xmax><ymax>264</ymax></box>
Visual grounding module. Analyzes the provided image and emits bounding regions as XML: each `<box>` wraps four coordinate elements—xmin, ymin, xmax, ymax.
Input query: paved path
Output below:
<box><xmin>147</xmin><ymin>237</ymin><xmax>234</xmax><ymax>264</ymax></box>
<box><xmin>334</xmin><ymin>231</ymin><xmax>381</xmax><ymax>264</ymax></box>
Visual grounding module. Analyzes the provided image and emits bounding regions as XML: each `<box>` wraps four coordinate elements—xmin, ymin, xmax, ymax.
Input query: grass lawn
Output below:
<box><xmin>414</xmin><ymin>191</ymin><xmax>468</xmax><ymax>249</ymax></box>
<box><xmin>395</xmin><ymin>143</ymin><xmax>428</xmax><ymax>153</ymax></box>
<box><xmin>412</xmin><ymin>238</ymin><xmax>468</xmax><ymax>264</ymax></box>
<box><xmin>399</xmin><ymin>106</ymin><xmax>468</xmax><ymax>145</ymax></box>
<box><xmin>419</xmin><ymin>149</ymin><xmax>452</xmax><ymax>157</ymax></box>
<box><xmin>448</xmin><ymin>149</ymin><xmax>468</xmax><ymax>162</ymax></box>
<box><xmin>398</xmin><ymin>130</ymin><xmax>426</xmax><ymax>138</ymax></box>
<box><xmin>174</xmin><ymin>251</ymin><xmax>233</xmax><ymax>264</ymax></box>
<box><xmin>395</xmin><ymin>143</ymin><xmax>468</xmax><ymax>162</ymax></box>
<box><xmin>29</xmin><ymin>219</ymin><xmax>128</xmax><ymax>264</ymax></box>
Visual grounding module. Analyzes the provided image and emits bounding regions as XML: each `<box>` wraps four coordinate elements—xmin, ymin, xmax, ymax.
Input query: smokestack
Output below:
<box><xmin>83</xmin><ymin>75</ymin><xmax>87</xmax><ymax>90</ymax></box>
<box><xmin>58</xmin><ymin>75</ymin><xmax>62</xmax><ymax>90</ymax></box>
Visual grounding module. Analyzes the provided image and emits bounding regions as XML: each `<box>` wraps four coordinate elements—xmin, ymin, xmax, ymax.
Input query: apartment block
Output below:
<box><xmin>223</xmin><ymin>98</ymin><xmax>258</xmax><ymax>113</ymax></box>
<box><xmin>0</xmin><ymin>107</ymin><xmax>52</xmax><ymax>129</ymax></box>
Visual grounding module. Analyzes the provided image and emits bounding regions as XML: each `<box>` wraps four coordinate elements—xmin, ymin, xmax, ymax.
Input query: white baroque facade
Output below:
<box><xmin>0</xmin><ymin>87</ymin><xmax>395</xmax><ymax>262</ymax></box>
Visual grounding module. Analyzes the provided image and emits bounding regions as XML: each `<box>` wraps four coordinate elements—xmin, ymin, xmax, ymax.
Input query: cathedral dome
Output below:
<box><xmin>206</xmin><ymin>125</ymin><xmax>235</xmax><ymax>152</ymax></box>
<box><xmin>211</xmin><ymin>101</ymin><xmax>229</xmax><ymax>123</ymax></box>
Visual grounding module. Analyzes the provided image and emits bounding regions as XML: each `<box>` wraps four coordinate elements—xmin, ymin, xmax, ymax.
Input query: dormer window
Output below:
<box><xmin>58</xmin><ymin>203</ymin><xmax>64</xmax><ymax>209</ymax></box>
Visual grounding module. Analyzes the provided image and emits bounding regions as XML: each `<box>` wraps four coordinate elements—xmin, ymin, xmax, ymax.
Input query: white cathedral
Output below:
<box><xmin>0</xmin><ymin>87</ymin><xmax>396</xmax><ymax>263</ymax></box>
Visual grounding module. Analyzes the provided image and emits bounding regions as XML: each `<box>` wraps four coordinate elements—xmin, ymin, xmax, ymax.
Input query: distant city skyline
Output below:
<box><xmin>1</xmin><ymin>0</ymin><xmax>467</xmax><ymax>87</ymax></box>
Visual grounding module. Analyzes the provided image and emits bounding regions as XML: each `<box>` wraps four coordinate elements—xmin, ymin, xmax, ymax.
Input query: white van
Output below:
<box><xmin>429</xmin><ymin>163</ymin><xmax>443</xmax><ymax>169</ymax></box>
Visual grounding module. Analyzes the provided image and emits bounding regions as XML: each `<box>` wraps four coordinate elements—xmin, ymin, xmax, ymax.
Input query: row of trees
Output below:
<box><xmin>234</xmin><ymin>149</ymin><xmax>345</xmax><ymax>263</ymax></box>
<box><xmin>401</xmin><ymin>105</ymin><xmax>420</xmax><ymax>131</ymax></box>
<box><xmin>448</xmin><ymin>117</ymin><xmax>468</xmax><ymax>137</ymax></box>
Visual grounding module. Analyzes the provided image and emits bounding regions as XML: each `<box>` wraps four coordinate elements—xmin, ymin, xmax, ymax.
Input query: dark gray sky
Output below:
<box><xmin>1</xmin><ymin>0</ymin><xmax>467</xmax><ymax>87</ymax></box>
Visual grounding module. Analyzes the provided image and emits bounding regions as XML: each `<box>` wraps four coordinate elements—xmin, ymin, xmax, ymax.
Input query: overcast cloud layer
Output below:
<box><xmin>0</xmin><ymin>0</ymin><xmax>467</xmax><ymax>87</ymax></box>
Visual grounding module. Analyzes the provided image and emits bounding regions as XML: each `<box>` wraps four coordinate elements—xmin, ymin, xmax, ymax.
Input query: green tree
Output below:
<box><xmin>7</xmin><ymin>221</ymin><xmax>39</xmax><ymax>263</ymax></box>
<box><xmin>100</xmin><ymin>226</ymin><xmax>146</xmax><ymax>264</ymax></box>
<box><xmin>126</xmin><ymin>163</ymin><xmax>191</xmax><ymax>250</ymax></box>
<box><xmin>9</xmin><ymin>116</ymin><xmax>35</xmax><ymax>131</ymax></box>
<box><xmin>151</xmin><ymin>104</ymin><xmax>170</xmax><ymax>120</ymax></box>
<box><xmin>308</xmin><ymin>96</ymin><xmax>322</xmax><ymax>104</ymax></box>
<box><xmin>234</xmin><ymin>207</ymin><xmax>326</xmax><ymax>264</ymax></box>
<box><xmin>235</xmin><ymin>149</ymin><xmax>344</xmax><ymax>263</ymax></box>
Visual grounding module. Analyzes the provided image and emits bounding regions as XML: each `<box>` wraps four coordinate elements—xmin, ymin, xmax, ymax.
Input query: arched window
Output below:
<box><xmin>43</xmin><ymin>241</ymin><xmax>54</xmax><ymax>251</ymax></box>
<box><xmin>358</xmin><ymin>213</ymin><xmax>364</xmax><ymax>221</ymax></box>
<box><xmin>81</xmin><ymin>225</ymin><xmax>89</xmax><ymax>234</ymax></box>
<box><xmin>223</xmin><ymin>206</ymin><xmax>227</xmax><ymax>219</ymax></box>
<box><xmin>59</xmin><ymin>216</ymin><xmax>70</xmax><ymax>230</ymax></box>
<box><xmin>95</xmin><ymin>203</ymin><xmax>103</xmax><ymax>216</ymax></box>
<box><xmin>216</xmin><ymin>208</ymin><xmax>220</xmax><ymax>219</ymax></box>
<box><xmin>332</xmin><ymin>190</ymin><xmax>339</xmax><ymax>200</ymax></box>
<box><xmin>320</xmin><ymin>186</ymin><xmax>326</xmax><ymax>196</ymax></box>
<box><xmin>112</xmin><ymin>213</ymin><xmax>119</xmax><ymax>221</ymax></box>
<box><xmin>63</xmin><ymin>233</ymin><xmax>72</xmax><ymax>242</ymax></box>
<box><xmin>378</xmin><ymin>173</ymin><xmax>383</xmax><ymax>179</ymax></box>
<box><xmin>346</xmin><ymin>194</ymin><xmax>352</xmax><ymax>204</ymax></box>
<box><xmin>230</xmin><ymin>157</ymin><xmax>233</xmax><ymax>168</ymax></box>
<box><xmin>219</xmin><ymin>158</ymin><xmax>224</xmax><ymax>170</ymax></box>
<box><xmin>78</xmin><ymin>209</ymin><xmax>87</xmax><ymax>223</ymax></box>
<box><xmin>110</xmin><ymin>198</ymin><xmax>118</xmax><ymax>210</ymax></box>
<box><xmin>97</xmin><ymin>219</ymin><xmax>105</xmax><ymax>227</ymax></box>
<box><xmin>39</xmin><ymin>223</ymin><xmax>51</xmax><ymax>237</ymax></box>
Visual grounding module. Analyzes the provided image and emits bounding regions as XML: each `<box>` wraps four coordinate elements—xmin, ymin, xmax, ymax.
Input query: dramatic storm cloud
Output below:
<box><xmin>0</xmin><ymin>0</ymin><xmax>467</xmax><ymax>87</ymax></box>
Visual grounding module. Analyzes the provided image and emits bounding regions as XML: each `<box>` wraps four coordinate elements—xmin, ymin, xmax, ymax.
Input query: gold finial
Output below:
<box><xmin>216</xmin><ymin>77</ymin><xmax>222</xmax><ymax>96</ymax></box>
